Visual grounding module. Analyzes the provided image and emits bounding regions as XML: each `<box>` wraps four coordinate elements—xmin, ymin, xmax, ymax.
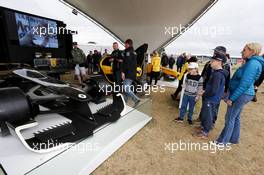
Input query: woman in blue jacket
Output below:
<box><xmin>216</xmin><ymin>43</ymin><xmax>264</xmax><ymax>145</ymax></box>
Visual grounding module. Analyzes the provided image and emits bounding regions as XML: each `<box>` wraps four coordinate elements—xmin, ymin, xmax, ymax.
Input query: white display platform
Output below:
<box><xmin>156</xmin><ymin>78</ymin><xmax>178</xmax><ymax>88</ymax></box>
<box><xmin>0</xmin><ymin>99</ymin><xmax>152</xmax><ymax>175</ymax></box>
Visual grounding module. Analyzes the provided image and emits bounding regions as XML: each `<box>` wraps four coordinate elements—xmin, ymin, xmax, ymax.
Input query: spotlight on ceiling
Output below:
<box><xmin>88</xmin><ymin>41</ymin><xmax>97</xmax><ymax>45</ymax></box>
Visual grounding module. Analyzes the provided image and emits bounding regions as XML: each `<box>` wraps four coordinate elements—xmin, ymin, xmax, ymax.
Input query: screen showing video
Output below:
<box><xmin>15</xmin><ymin>12</ymin><xmax>59</xmax><ymax>48</ymax></box>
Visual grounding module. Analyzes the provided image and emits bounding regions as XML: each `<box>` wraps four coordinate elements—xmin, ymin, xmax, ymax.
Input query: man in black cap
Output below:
<box><xmin>195</xmin><ymin>53</ymin><xmax>229</xmax><ymax>139</ymax></box>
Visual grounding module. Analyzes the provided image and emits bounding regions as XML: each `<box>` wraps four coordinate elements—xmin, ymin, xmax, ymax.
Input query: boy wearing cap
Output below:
<box><xmin>196</xmin><ymin>46</ymin><xmax>231</xmax><ymax>124</ymax></box>
<box><xmin>195</xmin><ymin>53</ymin><xmax>229</xmax><ymax>139</ymax></box>
<box><xmin>174</xmin><ymin>62</ymin><xmax>203</xmax><ymax>125</ymax></box>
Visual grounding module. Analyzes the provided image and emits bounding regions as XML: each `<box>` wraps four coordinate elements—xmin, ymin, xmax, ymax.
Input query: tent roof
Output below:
<box><xmin>62</xmin><ymin>0</ymin><xmax>217</xmax><ymax>51</ymax></box>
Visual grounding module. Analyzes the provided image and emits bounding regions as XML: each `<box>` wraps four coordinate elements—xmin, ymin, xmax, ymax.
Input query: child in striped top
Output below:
<box><xmin>174</xmin><ymin>62</ymin><xmax>203</xmax><ymax>125</ymax></box>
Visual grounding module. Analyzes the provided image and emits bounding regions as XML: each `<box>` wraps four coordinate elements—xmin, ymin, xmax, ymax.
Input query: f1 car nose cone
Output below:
<box><xmin>78</xmin><ymin>94</ymin><xmax>87</xmax><ymax>99</ymax></box>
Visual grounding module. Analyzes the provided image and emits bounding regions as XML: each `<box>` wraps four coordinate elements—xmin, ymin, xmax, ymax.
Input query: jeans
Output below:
<box><xmin>149</xmin><ymin>71</ymin><xmax>160</xmax><ymax>85</ymax></box>
<box><xmin>177</xmin><ymin>66</ymin><xmax>182</xmax><ymax>72</ymax></box>
<box><xmin>198</xmin><ymin>97</ymin><xmax>220</xmax><ymax>123</ymax></box>
<box><xmin>217</xmin><ymin>94</ymin><xmax>253</xmax><ymax>144</ymax></box>
<box><xmin>179</xmin><ymin>94</ymin><xmax>196</xmax><ymax>120</ymax></box>
<box><xmin>200</xmin><ymin>100</ymin><xmax>218</xmax><ymax>134</ymax></box>
<box><xmin>173</xmin><ymin>77</ymin><xmax>184</xmax><ymax>97</ymax></box>
<box><xmin>123</xmin><ymin>78</ymin><xmax>140</xmax><ymax>103</ymax></box>
<box><xmin>113</xmin><ymin>70</ymin><xmax>122</xmax><ymax>85</ymax></box>
<box><xmin>213</xmin><ymin>103</ymin><xmax>220</xmax><ymax>124</ymax></box>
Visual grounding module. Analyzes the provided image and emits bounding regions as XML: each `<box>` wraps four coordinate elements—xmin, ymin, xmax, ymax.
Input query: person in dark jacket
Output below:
<box><xmin>168</xmin><ymin>55</ymin><xmax>175</xmax><ymax>69</ymax></box>
<box><xmin>86</xmin><ymin>51</ymin><xmax>93</xmax><ymax>74</ymax></box>
<box><xmin>92</xmin><ymin>50</ymin><xmax>101</xmax><ymax>73</ymax></box>
<box><xmin>122</xmin><ymin>39</ymin><xmax>140</xmax><ymax>107</ymax></box>
<box><xmin>176</xmin><ymin>53</ymin><xmax>186</xmax><ymax>72</ymax></box>
<box><xmin>195</xmin><ymin>53</ymin><xmax>228</xmax><ymax>139</ymax></box>
<box><xmin>161</xmin><ymin>53</ymin><xmax>169</xmax><ymax>67</ymax></box>
<box><xmin>201</xmin><ymin>46</ymin><xmax>230</xmax><ymax>92</ymax></box>
<box><xmin>110</xmin><ymin>42</ymin><xmax>123</xmax><ymax>86</ymax></box>
<box><xmin>196</xmin><ymin>46</ymin><xmax>231</xmax><ymax>124</ymax></box>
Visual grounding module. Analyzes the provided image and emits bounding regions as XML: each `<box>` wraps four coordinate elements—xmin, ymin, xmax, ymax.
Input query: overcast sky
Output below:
<box><xmin>166</xmin><ymin>0</ymin><xmax>264</xmax><ymax>56</ymax></box>
<box><xmin>0</xmin><ymin>0</ymin><xmax>263</xmax><ymax>56</ymax></box>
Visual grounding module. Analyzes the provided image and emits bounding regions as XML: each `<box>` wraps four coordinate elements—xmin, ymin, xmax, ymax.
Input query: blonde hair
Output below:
<box><xmin>246</xmin><ymin>42</ymin><xmax>262</xmax><ymax>56</ymax></box>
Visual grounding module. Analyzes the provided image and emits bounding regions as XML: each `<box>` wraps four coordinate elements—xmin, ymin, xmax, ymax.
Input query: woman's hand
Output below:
<box><xmin>226</xmin><ymin>99</ymin><xmax>233</xmax><ymax>106</ymax></box>
<box><xmin>198</xmin><ymin>90</ymin><xmax>205</xmax><ymax>96</ymax></box>
<box><xmin>195</xmin><ymin>96</ymin><xmax>200</xmax><ymax>102</ymax></box>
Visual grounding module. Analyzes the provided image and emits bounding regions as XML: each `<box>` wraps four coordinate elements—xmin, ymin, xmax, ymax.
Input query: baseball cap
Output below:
<box><xmin>188</xmin><ymin>62</ymin><xmax>199</xmax><ymax>69</ymax></box>
<box><xmin>211</xmin><ymin>53</ymin><xmax>226</xmax><ymax>62</ymax></box>
<box><xmin>213</xmin><ymin>46</ymin><xmax>226</xmax><ymax>54</ymax></box>
<box><xmin>187</xmin><ymin>56</ymin><xmax>198</xmax><ymax>63</ymax></box>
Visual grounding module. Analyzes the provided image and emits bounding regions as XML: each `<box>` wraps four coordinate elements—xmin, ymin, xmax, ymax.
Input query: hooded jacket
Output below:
<box><xmin>229</xmin><ymin>55</ymin><xmax>264</xmax><ymax>101</ymax></box>
<box><xmin>201</xmin><ymin>60</ymin><xmax>231</xmax><ymax>92</ymax></box>
<box><xmin>203</xmin><ymin>69</ymin><xmax>229</xmax><ymax>103</ymax></box>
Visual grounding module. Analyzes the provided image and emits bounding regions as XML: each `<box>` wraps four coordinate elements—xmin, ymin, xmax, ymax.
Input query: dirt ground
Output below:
<box><xmin>91</xmin><ymin>84</ymin><xmax>264</xmax><ymax>175</ymax></box>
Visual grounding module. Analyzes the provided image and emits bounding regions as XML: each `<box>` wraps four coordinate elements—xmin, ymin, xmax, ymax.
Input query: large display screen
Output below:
<box><xmin>15</xmin><ymin>12</ymin><xmax>59</xmax><ymax>48</ymax></box>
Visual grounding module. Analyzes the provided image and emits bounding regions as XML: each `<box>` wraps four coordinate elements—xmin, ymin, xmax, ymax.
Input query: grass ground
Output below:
<box><xmin>92</xmin><ymin>85</ymin><xmax>264</xmax><ymax>175</ymax></box>
<box><xmin>61</xmin><ymin>69</ymin><xmax>263</xmax><ymax>175</ymax></box>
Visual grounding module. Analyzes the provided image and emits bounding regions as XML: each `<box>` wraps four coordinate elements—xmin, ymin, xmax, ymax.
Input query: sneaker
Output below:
<box><xmin>252</xmin><ymin>95</ymin><xmax>257</xmax><ymax>102</ymax></box>
<box><xmin>133</xmin><ymin>100</ymin><xmax>140</xmax><ymax>108</ymax></box>
<box><xmin>193</xmin><ymin>131</ymin><xmax>208</xmax><ymax>140</ymax></box>
<box><xmin>209</xmin><ymin>141</ymin><xmax>219</xmax><ymax>147</ymax></box>
<box><xmin>212</xmin><ymin>123</ymin><xmax>216</xmax><ymax>129</ymax></box>
<box><xmin>188</xmin><ymin>119</ymin><xmax>193</xmax><ymax>125</ymax></box>
<box><xmin>194</xmin><ymin>117</ymin><xmax>201</xmax><ymax>123</ymax></box>
<box><xmin>194</xmin><ymin>125</ymin><xmax>203</xmax><ymax>131</ymax></box>
<box><xmin>209</xmin><ymin>140</ymin><xmax>221</xmax><ymax>146</ymax></box>
<box><xmin>173</xmin><ymin>117</ymin><xmax>183</xmax><ymax>123</ymax></box>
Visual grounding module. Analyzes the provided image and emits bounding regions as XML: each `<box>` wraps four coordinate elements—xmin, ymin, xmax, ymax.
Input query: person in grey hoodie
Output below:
<box><xmin>174</xmin><ymin>62</ymin><xmax>203</xmax><ymax>125</ymax></box>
